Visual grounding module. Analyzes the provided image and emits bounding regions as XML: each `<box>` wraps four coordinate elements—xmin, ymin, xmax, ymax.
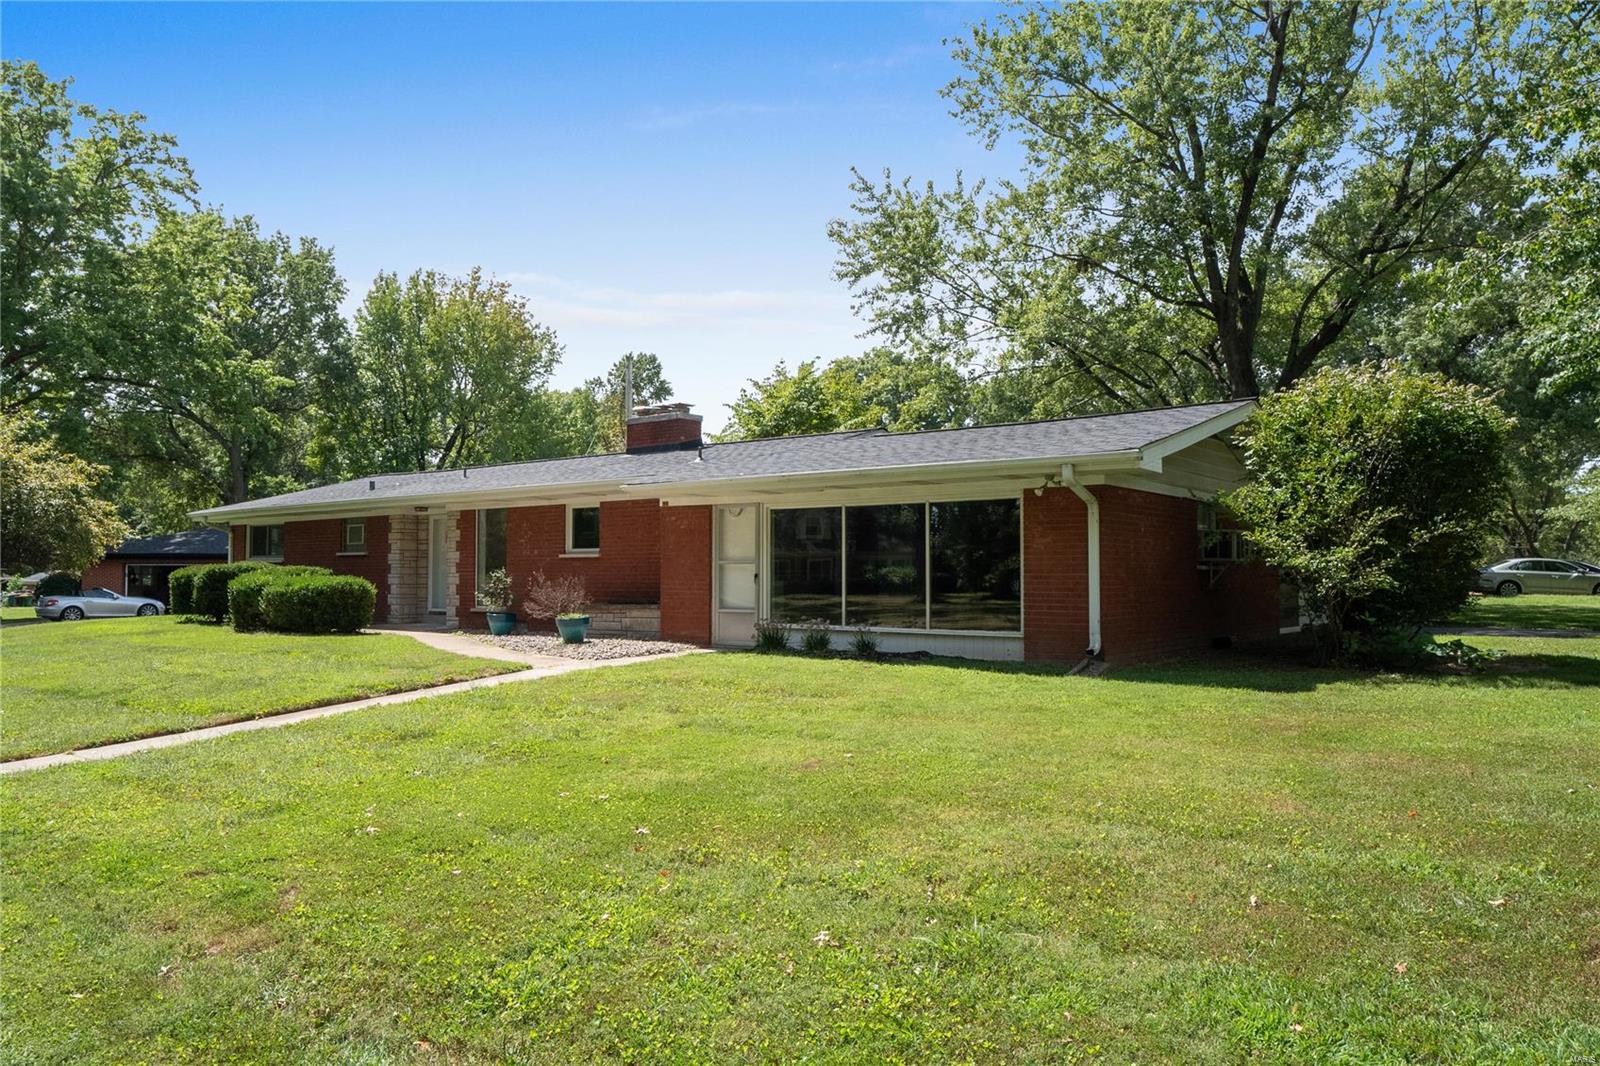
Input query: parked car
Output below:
<box><xmin>1476</xmin><ymin>558</ymin><xmax>1600</xmax><ymax>597</ymax></box>
<box><xmin>34</xmin><ymin>588</ymin><xmax>166</xmax><ymax>621</ymax></box>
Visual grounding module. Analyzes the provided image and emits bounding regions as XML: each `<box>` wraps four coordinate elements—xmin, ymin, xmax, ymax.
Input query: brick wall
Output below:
<box><xmin>659</xmin><ymin>505</ymin><xmax>712</xmax><ymax>644</ymax></box>
<box><xmin>80</xmin><ymin>560</ymin><xmax>123</xmax><ymax>593</ymax></box>
<box><xmin>454</xmin><ymin>500</ymin><xmax>663</xmax><ymax>624</ymax></box>
<box><xmin>1022</xmin><ymin>487</ymin><xmax>1090</xmax><ymax>661</ymax></box>
<box><xmin>279</xmin><ymin>516</ymin><xmax>392</xmax><ymax>620</ymax></box>
<box><xmin>230</xmin><ymin>525</ymin><xmax>246</xmax><ymax>561</ymax></box>
<box><xmin>1096</xmin><ymin>487</ymin><xmax>1280</xmax><ymax>663</ymax></box>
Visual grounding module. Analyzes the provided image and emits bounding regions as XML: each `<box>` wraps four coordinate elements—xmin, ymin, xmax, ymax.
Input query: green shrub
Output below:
<box><xmin>1225</xmin><ymin>364</ymin><xmax>1510</xmax><ymax>659</ymax></box>
<box><xmin>191</xmin><ymin>562</ymin><xmax>274</xmax><ymax>623</ymax></box>
<box><xmin>228</xmin><ymin>566</ymin><xmax>332</xmax><ymax>631</ymax></box>
<box><xmin>754</xmin><ymin>620</ymin><xmax>791</xmax><ymax>652</ymax></box>
<box><xmin>259</xmin><ymin>575</ymin><xmax>376</xmax><ymax>634</ymax></box>
<box><xmin>34</xmin><ymin>572</ymin><xmax>80</xmax><ymax>597</ymax></box>
<box><xmin>851</xmin><ymin>626</ymin><xmax>879</xmax><ymax>657</ymax></box>
<box><xmin>167</xmin><ymin>566</ymin><xmax>201</xmax><ymax>615</ymax></box>
<box><xmin>800</xmin><ymin>620</ymin><xmax>833</xmax><ymax>654</ymax></box>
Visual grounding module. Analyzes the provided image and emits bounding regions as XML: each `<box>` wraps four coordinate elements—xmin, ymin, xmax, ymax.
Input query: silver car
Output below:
<box><xmin>34</xmin><ymin>587</ymin><xmax>166</xmax><ymax>620</ymax></box>
<box><xmin>1476</xmin><ymin>558</ymin><xmax>1600</xmax><ymax>597</ymax></box>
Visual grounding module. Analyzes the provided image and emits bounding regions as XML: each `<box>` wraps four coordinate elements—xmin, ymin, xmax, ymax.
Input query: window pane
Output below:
<box><xmin>930</xmin><ymin>500</ymin><xmax>1020</xmax><ymax>631</ymax></box>
<box><xmin>478</xmin><ymin>508</ymin><xmax>507</xmax><ymax>580</ymax></box>
<box><xmin>570</xmin><ymin>507</ymin><xmax>600</xmax><ymax>551</ymax></box>
<box><xmin>846</xmin><ymin>503</ymin><xmax>926</xmax><ymax>628</ymax></box>
<box><xmin>770</xmin><ymin>508</ymin><xmax>840</xmax><ymax>623</ymax></box>
<box><xmin>343</xmin><ymin>518</ymin><xmax>364</xmax><ymax>551</ymax></box>
<box><xmin>250</xmin><ymin>525</ymin><xmax>282</xmax><ymax>557</ymax></box>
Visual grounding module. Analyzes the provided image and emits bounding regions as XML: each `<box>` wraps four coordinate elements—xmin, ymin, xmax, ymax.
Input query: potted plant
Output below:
<box><xmin>479</xmin><ymin>568</ymin><xmax>517</xmax><ymax>635</ymax></box>
<box><xmin>523</xmin><ymin>571</ymin><xmax>591</xmax><ymax>643</ymax></box>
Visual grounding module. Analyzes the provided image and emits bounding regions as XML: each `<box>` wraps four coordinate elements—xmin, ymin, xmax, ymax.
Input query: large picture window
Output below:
<box><xmin>846</xmin><ymin>503</ymin><xmax>925</xmax><ymax>628</ymax></box>
<box><xmin>475</xmin><ymin>508</ymin><xmax>507</xmax><ymax>606</ymax></box>
<box><xmin>768</xmin><ymin>498</ymin><xmax>1021</xmax><ymax>633</ymax></box>
<box><xmin>769</xmin><ymin>508</ymin><xmax>841</xmax><ymax>624</ymax></box>
<box><xmin>930</xmin><ymin>500</ymin><xmax>1021</xmax><ymax>631</ymax></box>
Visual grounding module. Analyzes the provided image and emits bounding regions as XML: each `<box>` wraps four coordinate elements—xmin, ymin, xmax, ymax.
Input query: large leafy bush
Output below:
<box><xmin>259</xmin><ymin>575</ymin><xmax>375</xmax><ymax>634</ymax></box>
<box><xmin>189</xmin><ymin>562</ymin><xmax>273</xmax><ymax>623</ymax></box>
<box><xmin>167</xmin><ymin>566</ymin><xmax>201</xmax><ymax>615</ymax></box>
<box><xmin>34</xmin><ymin>572</ymin><xmax>80</xmax><ymax>597</ymax></box>
<box><xmin>1225</xmin><ymin>364</ymin><xmax>1509</xmax><ymax>656</ymax></box>
<box><xmin>228</xmin><ymin>566</ymin><xmax>332</xmax><ymax>631</ymax></box>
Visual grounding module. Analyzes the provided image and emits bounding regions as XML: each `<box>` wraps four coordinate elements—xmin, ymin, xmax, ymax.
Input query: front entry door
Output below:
<box><xmin>714</xmin><ymin>505</ymin><xmax>760</xmax><ymax>646</ymax></box>
<box><xmin>427</xmin><ymin>515</ymin><xmax>447</xmax><ymax>613</ymax></box>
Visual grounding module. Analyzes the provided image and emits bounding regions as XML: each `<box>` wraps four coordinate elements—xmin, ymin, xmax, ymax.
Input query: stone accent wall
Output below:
<box><xmin>386</xmin><ymin>513</ymin><xmax>427</xmax><ymax>623</ymax></box>
<box><xmin>586</xmin><ymin>604</ymin><xmax>661</xmax><ymax>639</ymax></box>
<box><xmin>444</xmin><ymin>509</ymin><xmax>463</xmax><ymax>628</ymax></box>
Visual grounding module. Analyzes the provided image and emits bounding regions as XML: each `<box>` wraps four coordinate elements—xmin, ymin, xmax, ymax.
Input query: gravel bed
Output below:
<box><xmin>470</xmin><ymin>632</ymin><xmax>700</xmax><ymax>661</ymax></box>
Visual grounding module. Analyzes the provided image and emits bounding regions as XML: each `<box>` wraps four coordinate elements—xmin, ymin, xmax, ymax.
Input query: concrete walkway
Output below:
<box><xmin>1</xmin><ymin>647</ymin><xmax>704</xmax><ymax>776</ymax></box>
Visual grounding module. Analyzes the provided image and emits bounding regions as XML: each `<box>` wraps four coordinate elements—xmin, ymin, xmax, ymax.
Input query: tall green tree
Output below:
<box><xmin>337</xmin><ymin>269</ymin><xmax>562</xmax><ymax>472</ymax></box>
<box><xmin>1</xmin><ymin>60</ymin><xmax>195</xmax><ymax>409</ymax></box>
<box><xmin>85</xmin><ymin>211</ymin><xmax>350</xmax><ymax>511</ymax></box>
<box><xmin>832</xmin><ymin>2</ymin><xmax>1577</xmax><ymax>409</ymax></box>
<box><xmin>0</xmin><ymin>413</ymin><xmax>129</xmax><ymax>574</ymax></box>
<box><xmin>722</xmin><ymin>349</ymin><xmax>973</xmax><ymax>440</ymax></box>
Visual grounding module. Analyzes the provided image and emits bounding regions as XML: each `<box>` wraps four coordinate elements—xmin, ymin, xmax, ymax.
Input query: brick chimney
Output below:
<box><xmin>625</xmin><ymin>402</ymin><xmax>703</xmax><ymax>453</ymax></box>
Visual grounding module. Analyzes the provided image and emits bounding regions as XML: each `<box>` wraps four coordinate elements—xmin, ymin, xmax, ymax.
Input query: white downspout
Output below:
<box><xmin>1061</xmin><ymin>464</ymin><xmax>1102</xmax><ymax>658</ymax></box>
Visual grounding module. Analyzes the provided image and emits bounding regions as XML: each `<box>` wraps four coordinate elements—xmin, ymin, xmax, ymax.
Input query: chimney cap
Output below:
<box><xmin>628</xmin><ymin>401</ymin><xmax>697</xmax><ymax>422</ymax></box>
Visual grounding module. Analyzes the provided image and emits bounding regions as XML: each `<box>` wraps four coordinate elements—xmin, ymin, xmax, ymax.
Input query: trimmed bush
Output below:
<box><xmin>191</xmin><ymin>562</ymin><xmax>274</xmax><ymax>623</ymax></box>
<box><xmin>228</xmin><ymin>566</ymin><xmax>332</xmax><ymax>631</ymax></box>
<box><xmin>259</xmin><ymin>575</ymin><xmax>376</xmax><ymax>634</ymax></box>
<box><xmin>167</xmin><ymin>566</ymin><xmax>203</xmax><ymax>615</ymax></box>
<box><xmin>35</xmin><ymin>572</ymin><xmax>80</xmax><ymax>597</ymax></box>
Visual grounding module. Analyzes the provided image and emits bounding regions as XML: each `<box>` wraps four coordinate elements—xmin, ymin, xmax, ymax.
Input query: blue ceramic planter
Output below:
<box><xmin>486</xmin><ymin>611</ymin><xmax>517</xmax><ymax>636</ymax></box>
<box><xmin>555</xmin><ymin>615</ymin><xmax>590</xmax><ymax>643</ymax></box>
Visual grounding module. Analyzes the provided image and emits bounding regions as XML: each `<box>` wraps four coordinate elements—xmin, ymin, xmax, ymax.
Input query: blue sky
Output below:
<box><xmin>4</xmin><ymin>2</ymin><xmax>1014</xmax><ymax>432</ymax></box>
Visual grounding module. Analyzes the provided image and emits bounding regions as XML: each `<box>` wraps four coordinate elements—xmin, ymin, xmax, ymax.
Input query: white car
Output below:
<box><xmin>35</xmin><ymin>587</ymin><xmax>166</xmax><ymax>620</ymax></box>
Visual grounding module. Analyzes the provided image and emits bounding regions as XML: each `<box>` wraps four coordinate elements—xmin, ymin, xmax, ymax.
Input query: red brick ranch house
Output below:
<box><xmin>190</xmin><ymin>401</ymin><xmax>1296</xmax><ymax>664</ymax></box>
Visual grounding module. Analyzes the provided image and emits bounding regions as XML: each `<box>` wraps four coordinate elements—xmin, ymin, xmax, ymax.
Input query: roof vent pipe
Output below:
<box><xmin>1060</xmin><ymin>464</ymin><xmax>1102</xmax><ymax>658</ymax></box>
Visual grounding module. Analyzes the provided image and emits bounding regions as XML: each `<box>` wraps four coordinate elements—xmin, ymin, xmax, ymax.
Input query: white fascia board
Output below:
<box><xmin>621</xmin><ymin>449</ymin><xmax>1145</xmax><ymax>498</ymax></box>
<box><xmin>1135</xmin><ymin>402</ymin><xmax>1256</xmax><ymax>466</ymax></box>
<box><xmin>188</xmin><ymin>480</ymin><xmax>634</xmax><ymax>524</ymax></box>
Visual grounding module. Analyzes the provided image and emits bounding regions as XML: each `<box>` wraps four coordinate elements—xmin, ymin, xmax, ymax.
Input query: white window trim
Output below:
<box><xmin>247</xmin><ymin>523</ymin><xmax>284</xmax><ymax>562</ymax></box>
<box><xmin>565</xmin><ymin>504</ymin><xmax>600</xmax><ymax>556</ymax></box>
<box><xmin>338</xmin><ymin>517</ymin><xmax>367</xmax><ymax>556</ymax></box>
<box><xmin>474</xmin><ymin>507</ymin><xmax>507</xmax><ymax>609</ymax></box>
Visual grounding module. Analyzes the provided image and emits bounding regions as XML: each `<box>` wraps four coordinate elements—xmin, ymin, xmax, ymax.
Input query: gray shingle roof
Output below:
<box><xmin>107</xmin><ymin>528</ymin><xmax>230</xmax><ymax>558</ymax></box>
<box><xmin>194</xmin><ymin>401</ymin><xmax>1250</xmax><ymax>519</ymax></box>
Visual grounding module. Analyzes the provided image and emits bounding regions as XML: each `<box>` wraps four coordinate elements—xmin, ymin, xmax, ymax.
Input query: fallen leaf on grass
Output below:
<box><xmin>813</xmin><ymin>929</ymin><xmax>837</xmax><ymax>948</ymax></box>
<box><xmin>1394</xmin><ymin>961</ymin><xmax>1408</xmax><ymax>975</ymax></box>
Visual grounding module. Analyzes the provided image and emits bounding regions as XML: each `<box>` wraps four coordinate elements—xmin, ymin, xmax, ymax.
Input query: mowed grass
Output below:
<box><xmin>0</xmin><ymin>617</ymin><xmax>517</xmax><ymax>759</ymax></box>
<box><xmin>1448</xmin><ymin>592</ymin><xmax>1600</xmax><ymax>631</ymax></box>
<box><xmin>2</xmin><ymin>645</ymin><xmax>1597</xmax><ymax>1063</ymax></box>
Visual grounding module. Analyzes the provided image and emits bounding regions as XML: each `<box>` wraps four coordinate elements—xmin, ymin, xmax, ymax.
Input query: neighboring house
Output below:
<box><xmin>80</xmin><ymin>529</ymin><xmax>230</xmax><ymax>606</ymax></box>
<box><xmin>191</xmin><ymin>401</ymin><xmax>1293</xmax><ymax>664</ymax></box>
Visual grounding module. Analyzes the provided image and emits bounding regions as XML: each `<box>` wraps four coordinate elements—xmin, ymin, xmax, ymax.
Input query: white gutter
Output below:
<box><xmin>1061</xmin><ymin>463</ymin><xmax>1102</xmax><ymax>658</ymax></box>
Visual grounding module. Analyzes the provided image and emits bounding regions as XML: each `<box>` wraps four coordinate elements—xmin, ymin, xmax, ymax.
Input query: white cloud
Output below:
<box><xmin>503</xmin><ymin>272</ymin><xmax>842</xmax><ymax>329</ymax></box>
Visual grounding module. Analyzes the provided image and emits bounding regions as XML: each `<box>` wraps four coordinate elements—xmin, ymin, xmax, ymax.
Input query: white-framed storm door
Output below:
<box><xmin>427</xmin><ymin>514</ymin><xmax>447</xmax><ymax>613</ymax></box>
<box><xmin>713</xmin><ymin>504</ymin><xmax>761</xmax><ymax>646</ymax></box>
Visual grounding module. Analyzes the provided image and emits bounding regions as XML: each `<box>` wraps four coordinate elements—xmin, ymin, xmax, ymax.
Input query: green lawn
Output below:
<box><xmin>0</xmin><ymin>606</ymin><xmax>35</xmax><ymax>623</ymax></box>
<box><xmin>0</xmin><ymin>617</ymin><xmax>518</xmax><ymax>760</ymax></box>
<box><xmin>2</xmin><ymin>642</ymin><xmax>1596</xmax><ymax>1062</ymax></box>
<box><xmin>1447</xmin><ymin>592</ymin><xmax>1600</xmax><ymax>631</ymax></box>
